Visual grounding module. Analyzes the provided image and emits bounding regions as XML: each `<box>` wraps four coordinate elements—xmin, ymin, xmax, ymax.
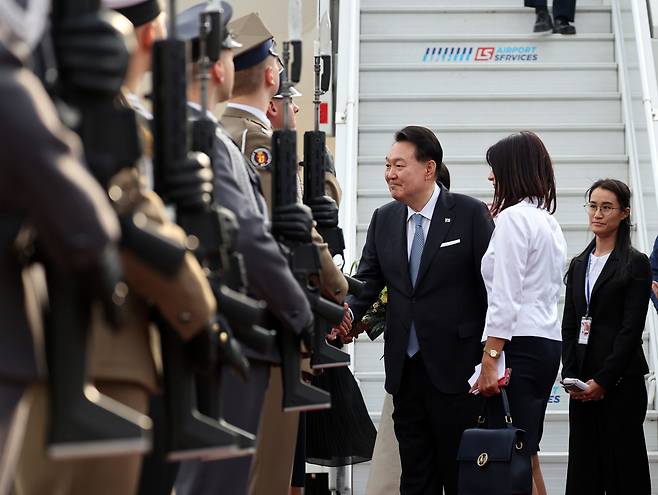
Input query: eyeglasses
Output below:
<box><xmin>584</xmin><ymin>203</ymin><xmax>622</xmax><ymax>215</ymax></box>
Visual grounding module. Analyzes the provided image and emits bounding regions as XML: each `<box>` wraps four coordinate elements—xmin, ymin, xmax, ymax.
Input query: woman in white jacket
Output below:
<box><xmin>472</xmin><ymin>131</ymin><xmax>567</xmax><ymax>495</ymax></box>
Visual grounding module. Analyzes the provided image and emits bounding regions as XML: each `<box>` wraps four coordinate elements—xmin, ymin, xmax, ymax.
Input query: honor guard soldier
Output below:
<box><xmin>0</xmin><ymin>29</ymin><xmax>123</xmax><ymax>495</ymax></box>
<box><xmin>171</xmin><ymin>4</ymin><xmax>318</xmax><ymax>495</ymax></box>
<box><xmin>13</xmin><ymin>0</ymin><xmax>223</xmax><ymax>493</ymax></box>
<box><xmin>221</xmin><ymin>12</ymin><xmax>347</xmax><ymax>305</ymax></box>
<box><xmin>220</xmin><ymin>13</ymin><xmax>349</xmax><ymax>495</ymax></box>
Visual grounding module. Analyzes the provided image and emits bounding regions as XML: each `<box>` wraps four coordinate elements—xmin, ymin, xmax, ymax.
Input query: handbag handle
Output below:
<box><xmin>476</xmin><ymin>387</ymin><xmax>514</xmax><ymax>428</ymax></box>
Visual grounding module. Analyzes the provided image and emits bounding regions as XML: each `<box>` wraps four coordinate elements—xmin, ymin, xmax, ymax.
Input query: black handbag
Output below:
<box><xmin>456</xmin><ymin>388</ymin><xmax>532</xmax><ymax>495</ymax></box>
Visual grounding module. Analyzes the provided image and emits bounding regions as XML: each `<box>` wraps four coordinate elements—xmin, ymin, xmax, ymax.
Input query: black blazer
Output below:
<box><xmin>561</xmin><ymin>240</ymin><xmax>652</xmax><ymax>390</ymax></box>
<box><xmin>347</xmin><ymin>186</ymin><xmax>494</xmax><ymax>395</ymax></box>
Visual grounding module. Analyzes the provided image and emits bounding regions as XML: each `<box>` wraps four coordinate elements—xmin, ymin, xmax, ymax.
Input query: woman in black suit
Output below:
<box><xmin>562</xmin><ymin>178</ymin><xmax>652</xmax><ymax>494</ymax></box>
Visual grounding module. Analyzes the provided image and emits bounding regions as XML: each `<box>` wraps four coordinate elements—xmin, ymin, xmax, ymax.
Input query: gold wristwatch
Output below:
<box><xmin>483</xmin><ymin>348</ymin><xmax>501</xmax><ymax>359</ymax></box>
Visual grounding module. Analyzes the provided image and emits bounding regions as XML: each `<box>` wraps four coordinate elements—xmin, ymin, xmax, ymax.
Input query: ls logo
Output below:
<box><xmin>474</xmin><ymin>47</ymin><xmax>495</xmax><ymax>61</ymax></box>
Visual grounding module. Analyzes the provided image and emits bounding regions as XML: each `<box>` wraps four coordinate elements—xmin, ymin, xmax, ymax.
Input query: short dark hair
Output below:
<box><xmin>486</xmin><ymin>131</ymin><xmax>556</xmax><ymax>217</ymax></box>
<box><xmin>394</xmin><ymin>126</ymin><xmax>443</xmax><ymax>172</ymax></box>
<box><xmin>232</xmin><ymin>58</ymin><xmax>270</xmax><ymax>96</ymax></box>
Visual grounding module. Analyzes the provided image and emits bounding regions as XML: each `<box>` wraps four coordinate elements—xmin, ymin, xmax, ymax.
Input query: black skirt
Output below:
<box><xmin>306</xmin><ymin>362</ymin><xmax>376</xmax><ymax>467</ymax></box>
<box><xmin>485</xmin><ymin>336</ymin><xmax>561</xmax><ymax>455</ymax></box>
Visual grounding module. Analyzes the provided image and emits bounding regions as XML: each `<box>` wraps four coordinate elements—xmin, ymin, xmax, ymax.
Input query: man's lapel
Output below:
<box><xmin>393</xmin><ymin>203</ymin><xmax>413</xmax><ymax>294</ymax></box>
<box><xmin>414</xmin><ymin>186</ymin><xmax>455</xmax><ymax>290</ymax></box>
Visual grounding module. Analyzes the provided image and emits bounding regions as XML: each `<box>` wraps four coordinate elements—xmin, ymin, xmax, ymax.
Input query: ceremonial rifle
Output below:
<box><xmin>46</xmin><ymin>0</ymin><xmax>153</xmax><ymax>459</ymax></box>
<box><xmin>302</xmin><ymin>5</ymin><xmax>365</xmax><ymax>299</ymax></box>
<box><xmin>151</xmin><ymin>0</ymin><xmax>255</xmax><ymax>461</ymax></box>
<box><xmin>271</xmin><ymin>0</ymin><xmax>350</xmax><ymax>410</ymax></box>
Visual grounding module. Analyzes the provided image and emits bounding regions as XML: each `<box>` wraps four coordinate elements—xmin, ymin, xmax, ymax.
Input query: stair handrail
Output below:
<box><xmin>612</xmin><ymin>0</ymin><xmax>658</xmax><ymax>408</ymax></box>
<box><xmin>335</xmin><ymin>0</ymin><xmax>361</xmax><ymax>272</ymax></box>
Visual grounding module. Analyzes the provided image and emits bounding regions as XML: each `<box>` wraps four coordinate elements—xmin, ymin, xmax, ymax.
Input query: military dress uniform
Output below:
<box><xmin>220</xmin><ymin>13</ymin><xmax>348</xmax><ymax>495</ymax></box>
<box><xmin>172</xmin><ymin>4</ymin><xmax>316</xmax><ymax>495</ymax></box>
<box><xmin>221</xmin><ymin>103</ymin><xmax>346</xmax><ymax>304</ymax></box>
<box><xmin>0</xmin><ymin>40</ymin><xmax>121</xmax><ymax>495</ymax></box>
<box><xmin>13</xmin><ymin>1</ymin><xmax>219</xmax><ymax>493</ymax></box>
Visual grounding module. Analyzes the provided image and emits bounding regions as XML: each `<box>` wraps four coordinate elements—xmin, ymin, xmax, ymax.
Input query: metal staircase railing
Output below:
<box><xmin>612</xmin><ymin>0</ymin><xmax>658</xmax><ymax>408</ymax></box>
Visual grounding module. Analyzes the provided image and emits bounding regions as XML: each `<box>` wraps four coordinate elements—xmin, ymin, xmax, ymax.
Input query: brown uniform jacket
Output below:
<box><xmin>220</xmin><ymin>105</ymin><xmax>347</xmax><ymax>303</ymax></box>
<box><xmin>88</xmin><ymin>96</ymin><xmax>217</xmax><ymax>393</ymax></box>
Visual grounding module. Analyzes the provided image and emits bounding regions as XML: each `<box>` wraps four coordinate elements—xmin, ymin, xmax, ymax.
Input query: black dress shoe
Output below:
<box><xmin>554</xmin><ymin>17</ymin><xmax>576</xmax><ymax>35</ymax></box>
<box><xmin>533</xmin><ymin>10</ymin><xmax>554</xmax><ymax>33</ymax></box>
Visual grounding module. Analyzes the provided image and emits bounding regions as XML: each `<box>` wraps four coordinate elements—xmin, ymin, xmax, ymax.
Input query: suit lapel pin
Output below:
<box><xmin>445</xmin><ymin>218</ymin><xmax>451</xmax><ymax>223</ymax></box>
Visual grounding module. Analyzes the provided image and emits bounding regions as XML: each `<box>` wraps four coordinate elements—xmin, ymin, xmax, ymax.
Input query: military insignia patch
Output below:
<box><xmin>250</xmin><ymin>148</ymin><xmax>272</xmax><ymax>168</ymax></box>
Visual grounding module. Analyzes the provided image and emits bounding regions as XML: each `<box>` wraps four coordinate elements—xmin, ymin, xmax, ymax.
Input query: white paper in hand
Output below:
<box><xmin>468</xmin><ymin>352</ymin><xmax>506</xmax><ymax>391</ymax></box>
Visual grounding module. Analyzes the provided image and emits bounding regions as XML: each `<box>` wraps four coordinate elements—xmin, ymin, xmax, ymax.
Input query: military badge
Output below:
<box><xmin>250</xmin><ymin>147</ymin><xmax>272</xmax><ymax>168</ymax></box>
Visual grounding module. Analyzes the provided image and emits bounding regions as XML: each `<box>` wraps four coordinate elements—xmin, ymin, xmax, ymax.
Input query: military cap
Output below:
<box><xmin>176</xmin><ymin>1</ymin><xmax>241</xmax><ymax>50</ymax></box>
<box><xmin>103</xmin><ymin>0</ymin><xmax>161</xmax><ymax>27</ymax></box>
<box><xmin>229</xmin><ymin>13</ymin><xmax>279</xmax><ymax>71</ymax></box>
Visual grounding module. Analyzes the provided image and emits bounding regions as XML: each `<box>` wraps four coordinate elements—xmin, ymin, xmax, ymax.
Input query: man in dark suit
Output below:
<box><xmin>345</xmin><ymin>126</ymin><xmax>494</xmax><ymax>494</ymax></box>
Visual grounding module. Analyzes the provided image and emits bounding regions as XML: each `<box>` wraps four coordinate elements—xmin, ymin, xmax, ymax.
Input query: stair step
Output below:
<box><xmin>356</xmin><ymin>186</ymin><xmax>656</xmax><ymax>227</ymax></box>
<box><xmin>358</xmin><ymin>123</ymin><xmax>624</xmax><ymax>158</ymax></box>
<box><xmin>361</xmin><ymin>7</ymin><xmax>611</xmax><ymax>36</ymax></box>
<box><xmin>360</xmin><ymin>34</ymin><xmax>615</xmax><ymax>65</ymax></box>
<box><xmin>362</xmin><ymin>410</ymin><xmax>658</xmax><ymax>453</ymax></box>
<box><xmin>358</xmin><ymin>154</ymin><xmax>629</xmax><ymax>189</ymax></box>
<box><xmin>359</xmin><ymin>93</ymin><xmax>621</xmax><ymax>125</ymax></box>
<box><xmin>360</xmin><ymin>63</ymin><xmax>619</xmax><ymax>94</ymax></box>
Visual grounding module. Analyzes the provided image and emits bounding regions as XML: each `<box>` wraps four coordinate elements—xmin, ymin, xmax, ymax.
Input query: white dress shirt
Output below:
<box><xmin>481</xmin><ymin>198</ymin><xmax>567</xmax><ymax>341</ymax></box>
<box><xmin>406</xmin><ymin>184</ymin><xmax>441</xmax><ymax>259</ymax></box>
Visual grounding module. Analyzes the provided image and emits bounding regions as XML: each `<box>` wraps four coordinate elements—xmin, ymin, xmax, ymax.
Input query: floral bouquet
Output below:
<box><xmin>355</xmin><ymin>287</ymin><xmax>388</xmax><ymax>340</ymax></box>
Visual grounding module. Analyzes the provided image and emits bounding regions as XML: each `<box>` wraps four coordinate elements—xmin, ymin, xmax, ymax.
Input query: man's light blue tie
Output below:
<box><xmin>407</xmin><ymin>213</ymin><xmax>424</xmax><ymax>357</ymax></box>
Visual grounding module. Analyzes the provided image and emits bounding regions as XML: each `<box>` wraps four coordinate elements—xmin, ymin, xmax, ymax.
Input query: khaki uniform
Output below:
<box><xmin>221</xmin><ymin>105</ymin><xmax>347</xmax><ymax>303</ymax></box>
<box><xmin>15</xmin><ymin>116</ymin><xmax>217</xmax><ymax>495</ymax></box>
<box><xmin>221</xmin><ymin>105</ymin><xmax>347</xmax><ymax>495</ymax></box>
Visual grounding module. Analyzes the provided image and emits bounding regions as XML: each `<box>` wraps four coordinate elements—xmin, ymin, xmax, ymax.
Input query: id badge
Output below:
<box><xmin>579</xmin><ymin>317</ymin><xmax>592</xmax><ymax>345</ymax></box>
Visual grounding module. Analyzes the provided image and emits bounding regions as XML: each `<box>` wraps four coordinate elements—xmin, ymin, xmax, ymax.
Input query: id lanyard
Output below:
<box><xmin>585</xmin><ymin>252</ymin><xmax>593</xmax><ymax>317</ymax></box>
<box><xmin>579</xmin><ymin>252</ymin><xmax>594</xmax><ymax>346</ymax></box>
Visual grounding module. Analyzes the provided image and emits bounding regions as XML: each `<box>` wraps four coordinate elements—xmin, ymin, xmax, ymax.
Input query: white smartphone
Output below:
<box><xmin>561</xmin><ymin>378</ymin><xmax>590</xmax><ymax>392</ymax></box>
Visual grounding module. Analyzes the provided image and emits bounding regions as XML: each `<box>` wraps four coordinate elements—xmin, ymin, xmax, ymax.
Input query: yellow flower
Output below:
<box><xmin>379</xmin><ymin>287</ymin><xmax>388</xmax><ymax>304</ymax></box>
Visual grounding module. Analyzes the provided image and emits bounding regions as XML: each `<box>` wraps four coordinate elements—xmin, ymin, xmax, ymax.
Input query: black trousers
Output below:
<box><xmin>392</xmin><ymin>354</ymin><xmax>479</xmax><ymax>495</ymax></box>
<box><xmin>566</xmin><ymin>375</ymin><xmax>651</xmax><ymax>495</ymax></box>
<box><xmin>525</xmin><ymin>0</ymin><xmax>577</xmax><ymax>22</ymax></box>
